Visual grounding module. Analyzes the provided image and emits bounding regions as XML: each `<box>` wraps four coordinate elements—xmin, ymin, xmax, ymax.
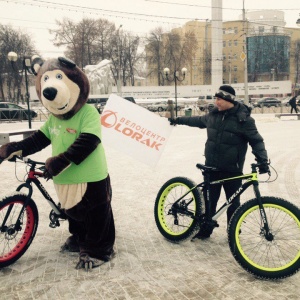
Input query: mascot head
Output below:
<box><xmin>33</xmin><ymin>57</ymin><xmax>90</xmax><ymax>120</ymax></box>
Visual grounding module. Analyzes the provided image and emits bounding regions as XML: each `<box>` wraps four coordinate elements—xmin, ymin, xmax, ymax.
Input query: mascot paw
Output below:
<box><xmin>0</xmin><ymin>142</ymin><xmax>22</xmax><ymax>162</ymax></box>
<box><xmin>44</xmin><ymin>154</ymin><xmax>70</xmax><ymax>179</ymax></box>
<box><xmin>75</xmin><ymin>253</ymin><xmax>105</xmax><ymax>271</ymax></box>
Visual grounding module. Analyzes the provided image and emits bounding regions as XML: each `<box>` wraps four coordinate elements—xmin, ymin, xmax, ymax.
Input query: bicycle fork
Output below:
<box><xmin>0</xmin><ymin>182</ymin><xmax>33</xmax><ymax>236</ymax></box>
<box><xmin>253</xmin><ymin>183</ymin><xmax>274</xmax><ymax>241</ymax></box>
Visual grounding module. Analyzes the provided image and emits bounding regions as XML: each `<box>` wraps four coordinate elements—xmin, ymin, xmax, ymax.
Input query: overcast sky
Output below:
<box><xmin>1</xmin><ymin>0</ymin><xmax>299</xmax><ymax>58</ymax></box>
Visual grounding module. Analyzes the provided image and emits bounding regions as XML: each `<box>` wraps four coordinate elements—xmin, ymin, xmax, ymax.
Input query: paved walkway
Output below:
<box><xmin>0</xmin><ymin>115</ymin><xmax>300</xmax><ymax>299</ymax></box>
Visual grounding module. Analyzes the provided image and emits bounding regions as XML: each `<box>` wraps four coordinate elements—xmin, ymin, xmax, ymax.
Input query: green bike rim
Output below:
<box><xmin>235</xmin><ymin>204</ymin><xmax>300</xmax><ymax>272</ymax></box>
<box><xmin>157</xmin><ymin>182</ymin><xmax>196</xmax><ymax>236</ymax></box>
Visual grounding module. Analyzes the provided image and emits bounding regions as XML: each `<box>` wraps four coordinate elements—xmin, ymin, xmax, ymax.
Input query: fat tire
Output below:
<box><xmin>228</xmin><ymin>197</ymin><xmax>300</xmax><ymax>279</ymax></box>
<box><xmin>154</xmin><ymin>177</ymin><xmax>203</xmax><ymax>242</ymax></box>
<box><xmin>0</xmin><ymin>194</ymin><xmax>39</xmax><ymax>268</ymax></box>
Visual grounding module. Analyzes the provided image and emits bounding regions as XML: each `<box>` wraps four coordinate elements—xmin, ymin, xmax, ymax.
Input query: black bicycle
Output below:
<box><xmin>0</xmin><ymin>156</ymin><xmax>67</xmax><ymax>268</ymax></box>
<box><xmin>154</xmin><ymin>162</ymin><xmax>300</xmax><ymax>279</ymax></box>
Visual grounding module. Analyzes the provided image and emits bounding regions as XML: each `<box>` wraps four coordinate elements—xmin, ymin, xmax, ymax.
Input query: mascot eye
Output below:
<box><xmin>56</xmin><ymin>74</ymin><xmax>63</xmax><ymax>80</ymax></box>
<box><xmin>44</xmin><ymin>75</ymin><xmax>49</xmax><ymax>82</ymax></box>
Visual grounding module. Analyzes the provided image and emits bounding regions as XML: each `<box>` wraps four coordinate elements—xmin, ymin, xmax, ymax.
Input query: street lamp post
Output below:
<box><xmin>163</xmin><ymin>67</ymin><xmax>187</xmax><ymax>117</ymax></box>
<box><xmin>116</xmin><ymin>25</ymin><xmax>123</xmax><ymax>97</ymax></box>
<box><xmin>7</xmin><ymin>51</ymin><xmax>36</xmax><ymax>129</ymax></box>
<box><xmin>271</xmin><ymin>68</ymin><xmax>275</xmax><ymax>81</ymax></box>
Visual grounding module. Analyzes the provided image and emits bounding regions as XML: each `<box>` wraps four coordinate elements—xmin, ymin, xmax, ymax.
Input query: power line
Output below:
<box><xmin>145</xmin><ymin>0</ymin><xmax>300</xmax><ymax>11</ymax></box>
<box><xmin>2</xmin><ymin>0</ymin><xmax>199</xmax><ymax>21</ymax></box>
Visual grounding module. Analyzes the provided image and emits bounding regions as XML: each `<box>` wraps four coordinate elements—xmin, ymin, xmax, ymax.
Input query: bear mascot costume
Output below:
<box><xmin>0</xmin><ymin>57</ymin><xmax>115</xmax><ymax>270</ymax></box>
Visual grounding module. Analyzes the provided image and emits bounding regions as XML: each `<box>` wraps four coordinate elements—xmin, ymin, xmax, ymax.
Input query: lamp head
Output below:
<box><xmin>164</xmin><ymin>67</ymin><xmax>170</xmax><ymax>76</ymax></box>
<box><xmin>181</xmin><ymin>67</ymin><xmax>187</xmax><ymax>76</ymax></box>
<box><xmin>8</xmin><ymin>51</ymin><xmax>18</xmax><ymax>62</ymax></box>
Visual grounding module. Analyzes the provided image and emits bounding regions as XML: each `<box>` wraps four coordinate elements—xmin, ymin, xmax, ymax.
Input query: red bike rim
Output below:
<box><xmin>0</xmin><ymin>201</ymin><xmax>35</xmax><ymax>262</ymax></box>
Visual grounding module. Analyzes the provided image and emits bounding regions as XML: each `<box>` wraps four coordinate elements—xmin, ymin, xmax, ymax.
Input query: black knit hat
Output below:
<box><xmin>215</xmin><ymin>85</ymin><xmax>236</xmax><ymax>103</ymax></box>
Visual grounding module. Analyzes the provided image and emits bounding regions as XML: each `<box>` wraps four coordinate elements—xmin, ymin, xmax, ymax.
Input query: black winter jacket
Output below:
<box><xmin>176</xmin><ymin>103</ymin><xmax>268</xmax><ymax>172</ymax></box>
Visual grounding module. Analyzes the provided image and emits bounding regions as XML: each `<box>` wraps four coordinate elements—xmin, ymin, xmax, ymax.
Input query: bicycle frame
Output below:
<box><xmin>208</xmin><ymin>173</ymin><xmax>257</xmax><ymax>221</ymax></box>
<box><xmin>2</xmin><ymin>157</ymin><xmax>66</xmax><ymax>231</ymax></box>
<box><xmin>172</xmin><ymin>164</ymin><xmax>272</xmax><ymax>236</ymax></box>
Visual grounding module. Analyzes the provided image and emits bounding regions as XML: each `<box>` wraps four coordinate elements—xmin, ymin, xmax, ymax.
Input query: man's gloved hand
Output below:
<box><xmin>168</xmin><ymin>118</ymin><xmax>178</xmax><ymax>126</ymax></box>
<box><xmin>0</xmin><ymin>142</ymin><xmax>22</xmax><ymax>163</ymax></box>
<box><xmin>258</xmin><ymin>161</ymin><xmax>270</xmax><ymax>175</ymax></box>
<box><xmin>44</xmin><ymin>154</ymin><xmax>71</xmax><ymax>180</ymax></box>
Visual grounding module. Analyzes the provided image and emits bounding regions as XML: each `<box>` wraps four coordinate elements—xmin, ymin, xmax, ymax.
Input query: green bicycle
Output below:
<box><xmin>154</xmin><ymin>162</ymin><xmax>300</xmax><ymax>279</ymax></box>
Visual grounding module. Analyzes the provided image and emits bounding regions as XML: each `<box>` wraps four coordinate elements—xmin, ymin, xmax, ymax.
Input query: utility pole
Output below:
<box><xmin>243</xmin><ymin>0</ymin><xmax>249</xmax><ymax>105</ymax></box>
<box><xmin>117</xmin><ymin>25</ymin><xmax>123</xmax><ymax>96</ymax></box>
<box><xmin>204</xmin><ymin>19</ymin><xmax>209</xmax><ymax>85</ymax></box>
<box><xmin>211</xmin><ymin>0</ymin><xmax>223</xmax><ymax>95</ymax></box>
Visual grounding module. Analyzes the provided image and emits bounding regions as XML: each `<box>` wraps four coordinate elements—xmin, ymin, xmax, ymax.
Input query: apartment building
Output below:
<box><xmin>145</xmin><ymin>10</ymin><xmax>300</xmax><ymax>88</ymax></box>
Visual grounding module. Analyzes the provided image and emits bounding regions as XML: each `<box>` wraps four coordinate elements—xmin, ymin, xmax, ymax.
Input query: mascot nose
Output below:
<box><xmin>43</xmin><ymin>87</ymin><xmax>57</xmax><ymax>101</ymax></box>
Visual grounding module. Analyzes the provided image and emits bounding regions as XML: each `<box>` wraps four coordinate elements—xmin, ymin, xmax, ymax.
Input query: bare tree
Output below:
<box><xmin>145</xmin><ymin>27</ymin><xmax>165</xmax><ymax>86</ymax></box>
<box><xmin>291</xmin><ymin>39</ymin><xmax>300</xmax><ymax>89</ymax></box>
<box><xmin>121</xmin><ymin>33</ymin><xmax>140</xmax><ymax>86</ymax></box>
<box><xmin>0</xmin><ymin>24</ymin><xmax>36</xmax><ymax>102</ymax></box>
<box><xmin>51</xmin><ymin>18</ymin><xmax>141</xmax><ymax>86</ymax></box>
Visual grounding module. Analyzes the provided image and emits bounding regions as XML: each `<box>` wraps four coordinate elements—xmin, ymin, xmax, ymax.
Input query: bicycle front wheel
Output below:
<box><xmin>0</xmin><ymin>194</ymin><xmax>39</xmax><ymax>268</ymax></box>
<box><xmin>228</xmin><ymin>197</ymin><xmax>300</xmax><ymax>279</ymax></box>
<box><xmin>154</xmin><ymin>177</ymin><xmax>203</xmax><ymax>242</ymax></box>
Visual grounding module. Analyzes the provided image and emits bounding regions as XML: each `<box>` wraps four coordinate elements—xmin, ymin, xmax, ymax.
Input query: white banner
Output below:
<box><xmin>101</xmin><ymin>94</ymin><xmax>173</xmax><ymax>168</ymax></box>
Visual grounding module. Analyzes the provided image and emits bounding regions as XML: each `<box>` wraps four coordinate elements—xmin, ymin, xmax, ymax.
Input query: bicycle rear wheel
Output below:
<box><xmin>228</xmin><ymin>197</ymin><xmax>300</xmax><ymax>279</ymax></box>
<box><xmin>154</xmin><ymin>177</ymin><xmax>203</xmax><ymax>242</ymax></box>
<box><xmin>0</xmin><ymin>194</ymin><xmax>39</xmax><ymax>268</ymax></box>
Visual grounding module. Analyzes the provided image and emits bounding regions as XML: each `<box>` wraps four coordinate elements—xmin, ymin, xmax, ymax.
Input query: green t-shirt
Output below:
<box><xmin>40</xmin><ymin>104</ymin><xmax>108</xmax><ymax>184</ymax></box>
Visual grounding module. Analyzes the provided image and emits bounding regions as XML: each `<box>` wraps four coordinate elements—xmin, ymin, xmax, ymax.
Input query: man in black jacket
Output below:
<box><xmin>170</xmin><ymin>85</ymin><xmax>269</xmax><ymax>239</ymax></box>
<box><xmin>289</xmin><ymin>95</ymin><xmax>298</xmax><ymax>114</ymax></box>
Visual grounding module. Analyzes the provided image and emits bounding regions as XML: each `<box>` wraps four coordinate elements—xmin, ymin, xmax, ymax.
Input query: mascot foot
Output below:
<box><xmin>99</xmin><ymin>250</ymin><xmax>116</xmax><ymax>262</ymax></box>
<box><xmin>75</xmin><ymin>253</ymin><xmax>105</xmax><ymax>271</ymax></box>
<box><xmin>60</xmin><ymin>235</ymin><xmax>80</xmax><ymax>253</ymax></box>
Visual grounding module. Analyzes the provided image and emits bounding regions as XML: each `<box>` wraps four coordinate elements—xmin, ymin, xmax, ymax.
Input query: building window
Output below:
<box><xmin>234</xmin><ymin>27</ymin><xmax>238</xmax><ymax>34</ymax></box>
<box><xmin>233</xmin><ymin>53</ymin><xmax>237</xmax><ymax>60</ymax></box>
<box><xmin>228</xmin><ymin>40</ymin><xmax>232</xmax><ymax>47</ymax></box>
<box><xmin>258</xmin><ymin>26</ymin><xmax>264</xmax><ymax>33</ymax></box>
<box><xmin>233</xmin><ymin>66</ymin><xmax>237</xmax><ymax>72</ymax></box>
<box><xmin>233</xmin><ymin>78</ymin><xmax>238</xmax><ymax>83</ymax></box>
<box><xmin>223</xmin><ymin>28</ymin><xmax>226</xmax><ymax>34</ymax></box>
<box><xmin>272</xmin><ymin>26</ymin><xmax>278</xmax><ymax>33</ymax></box>
<box><xmin>234</xmin><ymin>40</ymin><xmax>238</xmax><ymax>46</ymax></box>
<box><xmin>223</xmin><ymin>54</ymin><xmax>226</xmax><ymax>61</ymax></box>
<box><xmin>223</xmin><ymin>66</ymin><xmax>226</xmax><ymax>72</ymax></box>
<box><xmin>223</xmin><ymin>41</ymin><xmax>226</xmax><ymax>47</ymax></box>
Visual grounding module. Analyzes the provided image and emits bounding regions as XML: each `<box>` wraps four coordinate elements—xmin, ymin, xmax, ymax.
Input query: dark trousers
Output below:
<box><xmin>203</xmin><ymin>171</ymin><xmax>242</xmax><ymax>224</ymax></box>
<box><xmin>291</xmin><ymin>105</ymin><xmax>298</xmax><ymax>114</ymax></box>
<box><xmin>65</xmin><ymin>175</ymin><xmax>115</xmax><ymax>259</ymax></box>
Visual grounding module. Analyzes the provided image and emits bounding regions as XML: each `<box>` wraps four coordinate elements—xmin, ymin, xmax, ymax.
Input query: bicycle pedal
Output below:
<box><xmin>49</xmin><ymin>220</ymin><xmax>60</xmax><ymax>228</ymax></box>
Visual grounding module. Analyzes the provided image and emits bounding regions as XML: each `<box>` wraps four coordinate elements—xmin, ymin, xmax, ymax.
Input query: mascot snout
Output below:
<box><xmin>43</xmin><ymin>87</ymin><xmax>57</xmax><ymax>101</ymax></box>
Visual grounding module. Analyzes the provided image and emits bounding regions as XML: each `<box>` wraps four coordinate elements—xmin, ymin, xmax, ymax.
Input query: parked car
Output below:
<box><xmin>147</xmin><ymin>100</ymin><xmax>183</xmax><ymax>112</ymax></box>
<box><xmin>254</xmin><ymin>97</ymin><xmax>281</xmax><ymax>108</ymax></box>
<box><xmin>0</xmin><ymin>102</ymin><xmax>37</xmax><ymax>120</ymax></box>
<box><xmin>124</xmin><ymin>96</ymin><xmax>136</xmax><ymax>104</ymax></box>
<box><xmin>197</xmin><ymin>99</ymin><xmax>215</xmax><ymax>112</ymax></box>
<box><xmin>94</xmin><ymin>96</ymin><xmax>136</xmax><ymax>114</ymax></box>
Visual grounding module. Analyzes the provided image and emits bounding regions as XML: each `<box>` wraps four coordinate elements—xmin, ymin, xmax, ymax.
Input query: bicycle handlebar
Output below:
<box><xmin>16</xmin><ymin>156</ymin><xmax>45</xmax><ymax>166</ymax></box>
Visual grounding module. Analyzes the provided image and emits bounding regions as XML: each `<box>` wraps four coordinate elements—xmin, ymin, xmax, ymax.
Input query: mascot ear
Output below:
<box><xmin>58</xmin><ymin>57</ymin><xmax>76</xmax><ymax>68</ymax></box>
<box><xmin>31</xmin><ymin>55</ymin><xmax>44</xmax><ymax>76</ymax></box>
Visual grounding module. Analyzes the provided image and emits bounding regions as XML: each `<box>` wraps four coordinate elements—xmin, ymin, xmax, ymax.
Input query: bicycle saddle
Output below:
<box><xmin>196</xmin><ymin>163</ymin><xmax>219</xmax><ymax>172</ymax></box>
